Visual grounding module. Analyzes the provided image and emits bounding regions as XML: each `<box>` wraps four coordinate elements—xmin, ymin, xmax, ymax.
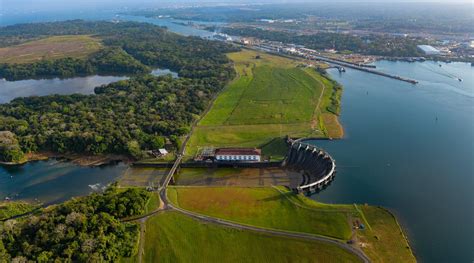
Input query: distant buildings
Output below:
<box><xmin>417</xmin><ymin>45</ymin><xmax>441</xmax><ymax>55</ymax></box>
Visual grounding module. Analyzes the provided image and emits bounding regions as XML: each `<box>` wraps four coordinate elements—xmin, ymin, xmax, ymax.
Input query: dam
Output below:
<box><xmin>284</xmin><ymin>139</ymin><xmax>336</xmax><ymax>193</ymax></box>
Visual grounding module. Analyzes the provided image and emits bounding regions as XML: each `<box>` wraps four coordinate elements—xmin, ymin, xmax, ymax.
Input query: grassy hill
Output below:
<box><xmin>168</xmin><ymin>186</ymin><xmax>416</xmax><ymax>263</ymax></box>
<box><xmin>144</xmin><ymin>211</ymin><xmax>362</xmax><ymax>263</ymax></box>
<box><xmin>186</xmin><ymin>49</ymin><xmax>343</xmax><ymax>159</ymax></box>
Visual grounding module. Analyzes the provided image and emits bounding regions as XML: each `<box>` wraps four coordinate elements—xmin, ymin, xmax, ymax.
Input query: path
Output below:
<box><xmin>310</xmin><ymin>74</ymin><xmax>327</xmax><ymax>130</ymax></box>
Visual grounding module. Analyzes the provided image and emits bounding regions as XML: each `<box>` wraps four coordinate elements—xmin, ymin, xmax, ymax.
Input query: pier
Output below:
<box><xmin>307</xmin><ymin>54</ymin><xmax>419</xmax><ymax>84</ymax></box>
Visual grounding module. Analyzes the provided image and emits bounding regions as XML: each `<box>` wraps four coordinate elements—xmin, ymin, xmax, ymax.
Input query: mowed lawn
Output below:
<box><xmin>168</xmin><ymin>186</ymin><xmax>354</xmax><ymax>240</ymax></box>
<box><xmin>0</xmin><ymin>35</ymin><xmax>102</xmax><ymax>64</ymax></box>
<box><xmin>186</xmin><ymin>50</ymin><xmax>340</xmax><ymax>157</ymax></box>
<box><xmin>144</xmin><ymin>211</ymin><xmax>362</xmax><ymax>263</ymax></box>
<box><xmin>167</xmin><ymin>186</ymin><xmax>416</xmax><ymax>262</ymax></box>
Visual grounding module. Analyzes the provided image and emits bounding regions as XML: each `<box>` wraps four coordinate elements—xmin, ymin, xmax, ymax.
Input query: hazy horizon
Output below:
<box><xmin>2</xmin><ymin>0</ymin><xmax>472</xmax><ymax>12</ymax></box>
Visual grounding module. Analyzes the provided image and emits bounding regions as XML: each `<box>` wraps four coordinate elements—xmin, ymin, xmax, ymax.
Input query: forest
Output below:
<box><xmin>0</xmin><ymin>20</ymin><xmax>237</xmax><ymax>81</ymax></box>
<box><xmin>0</xmin><ymin>21</ymin><xmax>238</xmax><ymax>161</ymax></box>
<box><xmin>220</xmin><ymin>27</ymin><xmax>424</xmax><ymax>57</ymax></box>
<box><xmin>0</xmin><ymin>184</ymin><xmax>150</xmax><ymax>262</ymax></box>
<box><xmin>0</xmin><ymin>74</ymin><xmax>229</xmax><ymax>159</ymax></box>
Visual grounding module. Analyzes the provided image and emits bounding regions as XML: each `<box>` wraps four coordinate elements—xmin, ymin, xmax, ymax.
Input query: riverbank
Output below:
<box><xmin>23</xmin><ymin>152</ymin><xmax>131</xmax><ymax>167</ymax></box>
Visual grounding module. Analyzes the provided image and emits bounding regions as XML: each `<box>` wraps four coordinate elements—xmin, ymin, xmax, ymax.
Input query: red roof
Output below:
<box><xmin>215</xmin><ymin>148</ymin><xmax>261</xmax><ymax>156</ymax></box>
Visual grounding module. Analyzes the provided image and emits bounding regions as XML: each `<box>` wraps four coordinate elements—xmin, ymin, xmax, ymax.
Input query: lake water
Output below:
<box><xmin>310</xmin><ymin>61</ymin><xmax>474</xmax><ymax>262</ymax></box>
<box><xmin>0</xmin><ymin>68</ymin><xmax>177</xmax><ymax>103</ymax></box>
<box><xmin>0</xmin><ymin>160</ymin><xmax>126</xmax><ymax>205</ymax></box>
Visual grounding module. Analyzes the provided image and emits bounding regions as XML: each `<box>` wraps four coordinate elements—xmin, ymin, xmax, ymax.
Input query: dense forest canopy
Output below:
<box><xmin>0</xmin><ymin>75</ymin><xmax>223</xmax><ymax>158</ymax></box>
<box><xmin>0</xmin><ymin>20</ymin><xmax>237</xmax><ymax>80</ymax></box>
<box><xmin>0</xmin><ymin>21</ymin><xmax>238</xmax><ymax>160</ymax></box>
<box><xmin>0</xmin><ymin>185</ymin><xmax>151</xmax><ymax>262</ymax></box>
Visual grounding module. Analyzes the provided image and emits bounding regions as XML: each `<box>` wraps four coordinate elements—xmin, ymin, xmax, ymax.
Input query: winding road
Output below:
<box><xmin>128</xmin><ymin>159</ymin><xmax>371</xmax><ymax>263</ymax></box>
<box><xmin>131</xmin><ymin>50</ymin><xmax>371</xmax><ymax>262</ymax></box>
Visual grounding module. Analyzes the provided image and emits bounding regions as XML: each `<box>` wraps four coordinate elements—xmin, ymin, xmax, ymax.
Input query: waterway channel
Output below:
<box><xmin>311</xmin><ymin>60</ymin><xmax>473</xmax><ymax>262</ymax></box>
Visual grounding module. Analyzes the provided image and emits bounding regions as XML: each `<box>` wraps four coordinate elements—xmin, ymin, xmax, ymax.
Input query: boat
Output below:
<box><xmin>458</xmin><ymin>78</ymin><xmax>463</xmax><ymax>82</ymax></box>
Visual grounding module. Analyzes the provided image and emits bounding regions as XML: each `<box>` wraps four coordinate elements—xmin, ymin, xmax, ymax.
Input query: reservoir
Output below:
<box><xmin>311</xmin><ymin>61</ymin><xmax>473</xmax><ymax>262</ymax></box>
<box><xmin>0</xmin><ymin>68</ymin><xmax>177</xmax><ymax>103</ymax></box>
<box><xmin>0</xmin><ymin>160</ymin><xmax>126</xmax><ymax>205</ymax></box>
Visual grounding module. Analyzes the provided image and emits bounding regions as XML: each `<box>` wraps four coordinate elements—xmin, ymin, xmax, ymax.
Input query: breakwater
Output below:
<box><xmin>308</xmin><ymin>54</ymin><xmax>419</xmax><ymax>84</ymax></box>
<box><xmin>284</xmin><ymin>139</ymin><xmax>336</xmax><ymax>193</ymax></box>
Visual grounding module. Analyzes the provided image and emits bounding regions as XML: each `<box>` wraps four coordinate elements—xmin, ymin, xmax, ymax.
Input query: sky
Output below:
<box><xmin>1</xmin><ymin>0</ymin><xmax>472</xmax><ymax>10</ymax></box>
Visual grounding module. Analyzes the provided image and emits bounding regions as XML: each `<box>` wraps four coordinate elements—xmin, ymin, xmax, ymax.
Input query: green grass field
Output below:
<box><xmin>0</xmin><ymin>35</ymin><xmax>102</xmax><ymax>64</ymax></box>
<box><xmin>144</xmin><ymin>211</ymin><xmax>362</xmax><ymax>263</ymax></box>
<box><xmin>168</xmin><ymin>186</ymin><xmax>354</xmax><ymax>240</ymax></box>
<box><xmin>186</xmin><ymin>50</ymin><xmax>342</xmax><ymax>158</ymax></box>
<box><xmin>357</xmin><ymin>206</ymin><xmax>416</xmax><ymax>263</ymax></box>
<box><xmin>167</xmin><ymin>186</ymin><xmax>416</xmax><ymax>262</ymax></box>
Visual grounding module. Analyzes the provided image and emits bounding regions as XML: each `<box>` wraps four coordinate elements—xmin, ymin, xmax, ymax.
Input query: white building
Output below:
<box><xmin>215</xmin><ymin>148</ymin><xmax>261</xmax><ymax>162</ymax></box>
<box><xmin>417</xmin><ymin>45</ymin><xmax>441</xmax><ymax>55</ymax></box>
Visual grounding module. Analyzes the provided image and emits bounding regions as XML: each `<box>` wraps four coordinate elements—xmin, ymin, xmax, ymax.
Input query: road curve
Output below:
<box><xmin>166</xmin><ymin>202</ymin><xmax>371</xmax><ymax>263</ymax></box>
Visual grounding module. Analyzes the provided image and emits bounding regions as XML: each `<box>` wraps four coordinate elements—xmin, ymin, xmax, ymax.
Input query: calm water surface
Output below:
<box><xmin>310</xmin><ymin>61</ymin><xmax>473</xmax><ymax>262</ymax></box>
<box><xmin>0</xmin><ymin>160</ymin><xmax>126</xmax><ymax>205</ymax></box>
<box><xmin>0</xmin><ymin>68</ymin><xmax>177</xmax><ymax>103</ymax></box>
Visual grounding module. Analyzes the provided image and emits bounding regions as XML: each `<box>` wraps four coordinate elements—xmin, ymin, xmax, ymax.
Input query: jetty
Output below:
<box><xmin>307</xmin><ymin>54</ymin><xmax>419</xmax><ymax>84</ymax></box>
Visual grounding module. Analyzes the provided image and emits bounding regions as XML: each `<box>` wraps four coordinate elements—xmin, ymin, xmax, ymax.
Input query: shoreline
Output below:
<box><xmin>0</xmin><ymin>152</ymin><xmax>133</xmax><ymax>167</ymax></box>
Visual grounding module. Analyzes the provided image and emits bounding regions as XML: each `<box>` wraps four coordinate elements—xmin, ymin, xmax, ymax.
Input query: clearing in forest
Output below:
<box><xmin>0</xmin><ymin>35</ymin><xmax>102</xmax><ymax>64</ymax></box>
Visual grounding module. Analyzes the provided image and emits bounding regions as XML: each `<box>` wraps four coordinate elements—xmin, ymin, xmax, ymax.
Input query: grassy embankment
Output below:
<box><xmin>0</xmin><ymin>201</ymin><xmax>40</xmax><ymax>221</ymax></box>
<box><xmin>186</xmin><ymin>49</ymin><xmax>343</xmax><ymax>160</ymax></box>
<box><xmin>168</xmin><ymin>186</ymin><xmax>416</xmax><ymax>263</ymax></box>
<box><xmin>0</xmin><ymin>35</ymin><xmax>102</xmax><ymax>64</ymax></box>
<box><xmin>143</xmin><ymin>211</ymin><xmax>362</xmax><ymax>263</ymax></box>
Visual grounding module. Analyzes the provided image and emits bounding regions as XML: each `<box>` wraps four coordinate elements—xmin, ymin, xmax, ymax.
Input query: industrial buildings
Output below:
<box><xmin>417</xmin><ymin>45</ymin><xmax>441</xmax><ymax>55</ymax></box>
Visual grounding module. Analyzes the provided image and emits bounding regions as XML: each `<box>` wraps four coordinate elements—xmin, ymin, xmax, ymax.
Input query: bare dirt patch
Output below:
<box><xmin>0</xmin><ymin>35</ymin><xmax>102</xmax><ymax>64</ymax></box>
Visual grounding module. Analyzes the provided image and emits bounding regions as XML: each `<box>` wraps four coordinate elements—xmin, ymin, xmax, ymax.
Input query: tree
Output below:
<box><xmin>0</xmin><ymin>131</ymin><xmax>25</xmax><ymax>163</ymax></box>
<box><xmin>149</xmin><ymin>136</ymin><xmax>165</xmax><ymax>149</ymax></box>
<box><xmin>126</xmin><ymin>140</ymin><xmax>142</xmax><ymax>159</ymax></box>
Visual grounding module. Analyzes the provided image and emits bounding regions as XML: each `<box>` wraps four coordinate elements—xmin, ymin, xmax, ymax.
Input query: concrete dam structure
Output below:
<box><xmin>285</xmin><ymin>139</ymin><xmax>336</xmax><ymax>193</ymax></box>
